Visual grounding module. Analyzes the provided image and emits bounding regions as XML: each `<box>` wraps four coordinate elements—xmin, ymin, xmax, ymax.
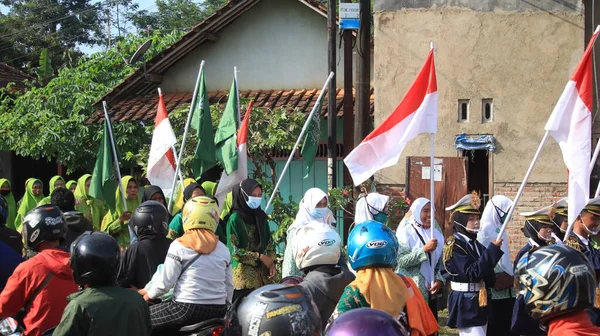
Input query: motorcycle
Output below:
<box><xmin>178</xmin><ymin>318</ymin><xmax>224</xmax><ymax>336</ymax></box>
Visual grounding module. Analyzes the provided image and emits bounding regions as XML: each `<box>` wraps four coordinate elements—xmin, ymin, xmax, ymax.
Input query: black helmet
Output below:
<box><xmin>0</xmin><ymin>196</ymin><xmax>7</xmax><ymax>226</ymax></box>
<box><xmin>129</xmin><ymin>200</ymin><xmax>169</xmax><ymax>239</ymax></box>
<box><xmin>222</xmin><ymin>284</ymin><xmax>321</xmax><ymax>336</ymax></box>
<box><xmin>23</xmin><ymin>205</ymin><xmax>67</xmax><ymax>251</ymax></box>
<box><xmin>70</xmin><ymin>231</ymin><xmax>120</xmax><ymax>287</ymax></box>
<box><xmin>515</xmin><ymin>244</ymin><xmax>596</xmax><ymax>321</ymax></box>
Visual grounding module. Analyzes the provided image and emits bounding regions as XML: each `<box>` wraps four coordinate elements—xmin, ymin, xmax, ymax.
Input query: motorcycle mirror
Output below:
<box><xmin>0</xmin><ymin>318</ymin><xmax>19</xmax><ymax>335</ymax></box>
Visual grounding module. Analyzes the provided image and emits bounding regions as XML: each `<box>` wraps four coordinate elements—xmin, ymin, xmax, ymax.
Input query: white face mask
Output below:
<box><xmin>582</xmin><ymin>218</ymin><xmax>600</xmax><ymax>235</ymax></box>
<box><xmin>246</xmin><ymin>196</ymin><xmax>262</xmax><ymax>209</ymax></box>
<box><xmin>312</xmin><ymin>208</ymin><xmax>329</xmax><ymax>218</ymax></box>
<box><xmin>454</xmin><ymin>221</ymin><xmax>480</xmax><ymax>234</ymax></box>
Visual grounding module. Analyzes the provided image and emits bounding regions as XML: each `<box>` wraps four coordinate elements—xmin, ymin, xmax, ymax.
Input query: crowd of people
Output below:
<box><xmin>0</xmin><ymin>174</ymin><xmax>599</xmax><ymax>336</ymax></box>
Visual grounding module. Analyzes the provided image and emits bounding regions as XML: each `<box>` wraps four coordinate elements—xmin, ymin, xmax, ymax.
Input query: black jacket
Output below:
<box><xmin>117</xmin><ymin>235</ymin><xmax>171</xmax><ymax>289</ymax></box>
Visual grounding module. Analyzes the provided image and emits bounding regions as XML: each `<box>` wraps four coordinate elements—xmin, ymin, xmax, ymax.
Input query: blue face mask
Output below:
<box><xmin>373</xmin><ymin>212</ymin><xmax>388</xmax><ymax>224</ymax></box>
<box><xmin>312</xmin><ymin>208</ymin><xmax>329</xmax><ymax>219</ymax></box>
<box><xmin>246</xmin><ymin>196</ymin><xmax>262</xmax><ymax>209</ymax></box>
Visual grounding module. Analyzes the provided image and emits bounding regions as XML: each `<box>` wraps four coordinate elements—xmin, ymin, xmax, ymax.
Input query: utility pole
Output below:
<box><xmin>355</xmin><ymin>0</ymin><xmax>371</xmax><ymax>146</ymax></box>
<box><xmin>342</xmin><ymin>0</ymin><xmax>354</xmax><ymax>187</ymax></box>
<box><xmin>327</xmin><ymin>0</ymin><xmax>337</xmax><ymax>190</ymax></box>
<box><xmin>106</xmin><ymin>9</ymin><xmax>111</xmax><ymax>49</ymax></box>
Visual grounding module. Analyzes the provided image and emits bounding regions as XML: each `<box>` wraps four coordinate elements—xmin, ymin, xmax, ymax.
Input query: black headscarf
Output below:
<box><xmin>552</xmin><ymin>213</ymin><xmax>567</xmax><ymax>242</ymax></box>
<box><xmin>523</xmin><ymin>219</ymin><xmax>553</xmax><ymax>247</ymax></box>
<box><xmin>452</xmin><ymin>212</ymin><xmax>478</xmax><ymax>241</ymax></box>
<box><xmin>183</xmin><ymin>183</ymin><xmax>205</xmax><ymax>203</ymax></box>
<box><xmin>142</xmin><ymin>185</ymin><xmax>167</xmax><ymax>205</ymax></box>
<box><xmin>231</xmin><ymin>179</ymin><xmax>268</xmax><ymax>252</ymax></box>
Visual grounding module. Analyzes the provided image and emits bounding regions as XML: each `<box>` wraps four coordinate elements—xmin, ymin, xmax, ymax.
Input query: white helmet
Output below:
<box><xmin>293</xmin><ymin>221</ymin><xmax>341</xmax><ymax>270</ymax></box>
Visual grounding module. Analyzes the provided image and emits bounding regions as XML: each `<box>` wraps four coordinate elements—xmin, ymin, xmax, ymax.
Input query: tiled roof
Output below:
<box><xmin>93</xmin><ymin>0</ymin><xmax>332</xmax><ymax>108</ymax></box>
<box><xmin>0</xmin><ymin>62</ymin><xmax>35</xmax><ymax>92</ymax></box>
<box><xmin>88</xmin><ymin>88</ymin><xmax>374</xmax><ymax>123</ymax></box>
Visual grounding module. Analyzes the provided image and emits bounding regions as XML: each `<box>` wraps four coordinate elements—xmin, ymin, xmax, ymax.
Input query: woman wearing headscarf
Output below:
<box><xmin>282</xmin><ymin>188</ymin><xmax>336</xmax><ymax>277</ymax></box>
<box><xmin>14</xmin><ymin>179</ymin><xmax>44</xmax><ymax>232</ymax></box>
<box><xmin>65</xmin><ymin>180</ymin><xmax>77</xmax><ymax>194</ymax></box>
<box><xmin>0</xmin><ymin>179</ymin><xmax>17</xmax><ymax>231</ymax></box>
<box><xmin>395</xmin><ymin>197</ymin><xmax>445</xmax><ymax>319</ymax></box>
<box><xmin>101</xmin><ymin>176</ymin><xmax>141</xmax><ymax>248</ymax></box>
<box><xmin>442</xmin><ymin>193</ymin><xmax>503</xmax><ymax>336</ymax></box>
<box><xmin>226</xmin><ymin>179</ymin><xmax>275</xmax><ymax>302</ymax></box>
<box><xmin>167</xmin><ymin>183</ymin><xmax>206</xmax><ymax>239</ymax></box>
<box><xmin>551</xmin><ymin>198</ymin><xmax>567</xmax><ymax>243</ymax></box>
<box><xmin>354</xmin><ymin>192</ymin><xmax>390</xmax><ymax>225</ymax></box>
<box><xmin>170</xmin><ymin>178</ymin><xmax>196</xmax><ymax>216</ymax></box>
<box><xmin>73</xmin><ymin>174</ymin><xmax>105</xmax><ymax>231</ymax></box>
<box><xmin>201</xmin><ymin>181</ymin><xmax>217</xmax><ymax>197</ymax></box>
<box><xmin>476</xmin><ymin>195</ymin><xmax>517</xmax><ymax>336</ymax></box>
<box><xmin>510</xmin><ymin>206</ymin><xmax>555</xmax><ymax>336</ymax></box>
<box><xmin>38</xmin><ymin>175</ymin><xmax>65</xmax><ymax>206</ymax></box>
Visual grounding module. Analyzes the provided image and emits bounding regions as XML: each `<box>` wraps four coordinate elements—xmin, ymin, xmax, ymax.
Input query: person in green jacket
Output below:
<box><xmin>0</xmin><ymin>178</ymin><xmax>17</xmax><ymax>231</ymax></box>
<box><xmin>65</xmin><ymin>180</ymin><xmax>77</xmax><ymax>194</ymax></box>
<box><xmin>101</xmin><ymin>176</ymin><xmax>141</xmax><ymax>248</ymax></box>
<box><xmin>53</xmin><ymin>231</ymin><xmax>151</xmax><ymax>336</ymax></box>
<box><xmin>38</xmin><ymin>175</ymin><xmax>65</xmax><ymax>206</ymax></box>
<box><xmin>226</xmin><ymin>179</ymin><xmax>276</xmax><ymax>302</ymax></box>
<box><xmin>73</xmin><ymin>174</ymin><xmax>105</xmax><ymax>231</ymax></box>
<box><xmin>14</xmin><ymin>178</ymin><xmax>44</xmax><ymax>232</ymax></box>
<box><xmin>167</xmin><ymin>183</ymin><xmax>205</xmax><ymax>239</ymax></box>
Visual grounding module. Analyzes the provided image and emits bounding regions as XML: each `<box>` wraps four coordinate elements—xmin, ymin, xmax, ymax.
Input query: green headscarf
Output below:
<box><xmin>101</xmin><ymin>175</ymin><xmax>141</xmax><ymax>247</ymax></box>
<box><xmin>220</xmin><ymin>191</ymin><xmax>233</xmax><ymax>219</ymax></box>
<box><xmin>201</xmin><ymin>181</ymin><xmax>217</xmax><ymax>197</ymax></box>
<box><xmin>38</xmin><ymin>175</ymin><xmax>65</xmax><ymax>206</ymax></box>
<box><xmin>74</xmin><ymin>174</ymin><xmax>104</xmax><ymax>230</ymax></box>
<box><xmin>65</xmin><ymin>180</ymin><xmax>77</xmax><ymax>191</ymax></box>
<box><xmin>15</xmin><ymin>178</ymin><xmax>44</xmax><ymax>232</ymax></box>
<box><xmin>0</xmin><ymin>178</ymin><xmax>17</xmax><ymax>230</ymax></box>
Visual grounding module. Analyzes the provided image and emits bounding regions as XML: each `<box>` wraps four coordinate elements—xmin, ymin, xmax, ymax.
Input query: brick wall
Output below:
<box><xmin>494</xmin><ymin>182</ymin><xmax>567</xmax><ymax>260</ymax></box>
<box><xmin>375</xmin><ymin>184</ymin><xmax>407</xmax><ymax>231</ymax></box>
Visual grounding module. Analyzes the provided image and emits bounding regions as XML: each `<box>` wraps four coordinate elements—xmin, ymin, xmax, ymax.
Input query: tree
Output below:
<box><xmin>129</xmin><ymin>0</ymin><xmax>227</xmax><ymax>33</ymax></box>
<box><xmin>0</xmin><ymin>30</ymin><xmax>184</xmax><ymax>172</ymax></box>
<box><xmin>0</xmin><ymin>0</ymin><xmax>104</xmax><ymax>69</ymax></box>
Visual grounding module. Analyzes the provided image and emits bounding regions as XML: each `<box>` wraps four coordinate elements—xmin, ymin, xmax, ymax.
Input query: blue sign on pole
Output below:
<box><xmin>340</xmin><ymin>2</ymin><xmax>360</xmax><ymax>30</ymax></box>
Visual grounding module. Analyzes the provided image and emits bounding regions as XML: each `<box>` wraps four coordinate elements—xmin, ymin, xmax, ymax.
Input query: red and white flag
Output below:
<box><xmin>545</xmin><ymin>26</ymin><xmax>599</xmax><ymax>226</ymax></box>
<box><xmin>147</xmin><ymin>92</ymin><xmax>177</xmax><ymax>192</ymax></box>
<box><xmin>344</xmin><ymin>49</ymin><xmax>438</xmax><ymax>186</ymax></box>
<box><xmin>215</xmin><ymin>101</ymin><xmax>253</xmax><ymax>208</ymax></box>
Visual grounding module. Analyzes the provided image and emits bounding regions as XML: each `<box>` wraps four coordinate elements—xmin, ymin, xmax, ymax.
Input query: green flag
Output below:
<box><xmin>191</xmin><ymin>71</ymin><xmax>216</xmax><ymax>180</ymax></box>
<box><xmin>89</xmin><ymin>120</ymin><xmax>117</xmax><ymax>212</ymax></box>
<box><xmin>214</xmin><ymin>78</ymin><xmax>239</xmax><ymax>175</ymax></box>
<box><xmin>301</xmin><ymin>93</ymin><xmax>324</xmax><ymax>178</ymax></box>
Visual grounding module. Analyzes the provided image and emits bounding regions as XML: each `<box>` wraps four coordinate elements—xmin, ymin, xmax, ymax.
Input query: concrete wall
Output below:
<box><xmin>373</xmin><ymin>1</ymin><xmax>584</xmax><ymax>185</ymax></box>
<box><xmin>161</xmin><ymin>0</ymin><xmax>350</xmax><ymax>92</ymax></box>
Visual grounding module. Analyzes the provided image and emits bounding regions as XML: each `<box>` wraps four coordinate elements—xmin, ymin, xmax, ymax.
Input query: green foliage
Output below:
<box><xmin>34</xmin><ymin>48</ymin><xmax>54</xmax><ymax>81</ymax></box>
<box><xmin>130</xmin><ymin>0</ymin><xmax>228</xmax><ymax>33</ymax></box>
<box><xmin>0</xmin><ymin>30</ymin><xmax>184</xmax><ymax>173</ymax></box>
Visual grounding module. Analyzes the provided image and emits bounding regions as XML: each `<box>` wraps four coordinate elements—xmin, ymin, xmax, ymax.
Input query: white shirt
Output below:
<box><xmin>147</xmin><ymin>240</ymin><xmax>233</xmax><ymax>305</ymax></box>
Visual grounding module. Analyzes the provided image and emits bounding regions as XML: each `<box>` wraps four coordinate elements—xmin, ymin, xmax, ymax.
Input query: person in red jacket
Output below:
<box><xmin>515</xmin><ymin>244</ymin><xmax>600</xmax><ymax>336</ymax></box>
<box><xmin>0</xmin><ymin>205</ymin><xmax>78</xmax><ymax>336</ymax></box>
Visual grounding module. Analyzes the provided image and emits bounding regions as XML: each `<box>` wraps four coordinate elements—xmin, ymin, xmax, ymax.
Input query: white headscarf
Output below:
<box><xmin>288</xmin><ymin>188</ymin><xmax>335</xmax><ymax>234</ymax></box>
<box><xmin>477</xmin><ymin>195</ymin><xmax>513</xmax><ymax>275</ymax></box>
<box><xmin>396</xmin><ymin>197</ymin><xmax>444</xmax><ymax>284</ymax></box>
<box><xmin>354</xmin><ymin>193</ymin><xmax>390</xmax><ymax>224</ymax></box>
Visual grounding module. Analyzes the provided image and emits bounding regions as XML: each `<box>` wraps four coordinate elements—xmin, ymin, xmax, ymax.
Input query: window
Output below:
<box><xmin>458</xmin><ymin>99</ymin><xmax>469</xmax><ymax>122</ymax></box>
<box><xmin>482</xmin><ymin>99</ymin><xmax>493</xmax><ymax>123</ymax></box>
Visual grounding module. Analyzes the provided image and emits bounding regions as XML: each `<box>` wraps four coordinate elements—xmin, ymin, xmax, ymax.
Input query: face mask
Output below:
<box><xmin>246</xmin><ymin>196</ymin><xmax>262</xmax><ymax>209</ymax></box>
<box><xmin>582</xmin><ymin>218</ymin><xmax>600</xmax><ymax>236</ymax></box>
<box><xmin>312</xmin><ymin>208</ymin><xmax>329</xmax><ymax>219</ymax></box>
<box><xmin>0</xmin><ymin>189</ymin><xmax>10</xmax><ymax>196</ymax></box>
<box><xmin>373</xmin><ymin>212</ymin><xmax>388</xmax><ymax>224</ymax></box>
<box><xmin>454</xmin><ymin>221</ymin><xmax>480</xmax><ymax>233</ymax></box>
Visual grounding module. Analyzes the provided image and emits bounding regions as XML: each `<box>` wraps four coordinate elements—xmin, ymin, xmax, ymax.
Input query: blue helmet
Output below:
<box><xmin>347</xmin><ymin>220</ymin><xmax>399</xmax><ymax>270</ymax></box>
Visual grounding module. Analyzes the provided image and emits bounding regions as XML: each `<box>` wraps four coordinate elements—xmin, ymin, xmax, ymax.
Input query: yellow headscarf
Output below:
<box><xmin>171</xmin><ymin>178</ymin><xmax>196</xmax><ymax>215</ymax></box>
<box><xmin>15</xmin><ymin>178</ymin><xmax>44</xmax><ymax>232</ymax></box>
<box><xmin>350</xmin><ymin>267</ymin><xmax>409</xmax><ymax>318</ymax></box>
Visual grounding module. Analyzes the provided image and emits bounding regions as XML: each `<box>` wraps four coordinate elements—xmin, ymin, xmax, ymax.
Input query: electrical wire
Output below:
<box><xmin>4</xmin><ymin>31</ymin><xmax>92</xmax><ymax>63</ymax></box>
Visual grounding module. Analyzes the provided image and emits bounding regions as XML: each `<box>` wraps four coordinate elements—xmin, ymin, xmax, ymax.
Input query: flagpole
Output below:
<box><xmin>234</xmin><ymin>67</ymin><xmax>241</xmax><ymax>126</ymax></box>
<box><xmin>102</xmin><ymin>101</ymin><xmax>128</xmax><ymax>212</ymax></box>
<box><xmin>167</xmin><ymin>60</ymin><xmax>205</xmax><ymax>212</ymax></box>
<box><xmin>171</xmin><ymin>145</ymin><xmax>185</xmax><ymax>189</ymax></box>
<box><xmin>265</xmin><ymin>72</ymin><xmax>335</xmax><ymax>211</ymax></box>
<box><xmin>496</xmin><ymin>131</ymin><xmax>550</xmax><ymax>240</ymax></box>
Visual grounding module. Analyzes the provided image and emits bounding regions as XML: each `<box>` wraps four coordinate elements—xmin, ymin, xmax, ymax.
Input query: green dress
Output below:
<box><xmin>0</xmin><ymin>178</ymin><xmax>17</xmax><ymax>231</ymax></box>
<box><xmin>100</xmin><ymin>175</ymin><xmax>141</xmax><ymax>248</ymax></box>
<box><xmin>226</xmin><ymin>212</ymin><xmax>275</xmax><ymax>290</ymax></box>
